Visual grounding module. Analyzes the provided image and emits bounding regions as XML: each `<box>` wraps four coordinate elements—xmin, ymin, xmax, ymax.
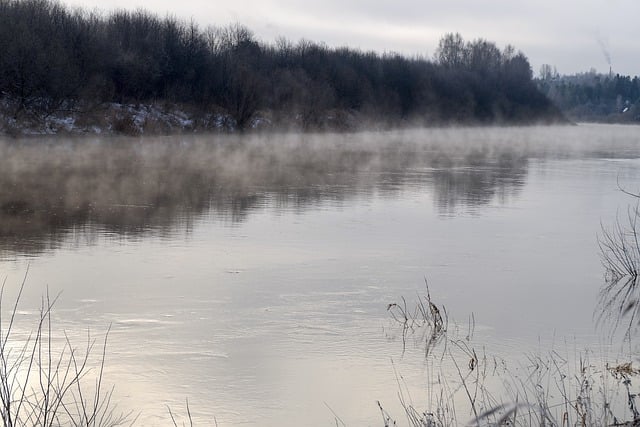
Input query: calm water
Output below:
<box><xmin>1</xmin><ymin>124</ymin><xmax>639</xmax><ymax>425</ymax></box>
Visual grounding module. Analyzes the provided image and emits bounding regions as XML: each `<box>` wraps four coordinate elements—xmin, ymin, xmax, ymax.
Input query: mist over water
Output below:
<box><xmin>2</xmin><ymin>124</ymin><xmax>637</xmax><ymax>257</ymax></box>
<box><xmin>1</xmin><ymin>124</ymin><xmax>640</xmax><ymax>425</ymax></box>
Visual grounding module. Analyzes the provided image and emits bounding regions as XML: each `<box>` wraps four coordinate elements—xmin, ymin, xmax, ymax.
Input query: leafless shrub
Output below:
<box><xmin>598</xmin><ymin>190</ymin><xmax>640</xmax><ymax>338</ymax></box>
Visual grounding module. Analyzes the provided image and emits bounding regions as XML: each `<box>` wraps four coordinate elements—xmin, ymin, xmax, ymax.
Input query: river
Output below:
<box><xmin>0</xmin><ymin>124</ymin><xmax>639</xmax><ymax>425</ymax></box>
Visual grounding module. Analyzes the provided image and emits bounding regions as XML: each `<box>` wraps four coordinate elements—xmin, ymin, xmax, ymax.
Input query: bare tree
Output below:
<box><xmin>435</xmin><ymin>32</ymin><xmax>466</xmax><ymax>69</ymax></box>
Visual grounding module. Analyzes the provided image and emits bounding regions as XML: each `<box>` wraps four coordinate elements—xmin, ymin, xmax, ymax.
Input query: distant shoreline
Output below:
<box><xmin>0</xmin><ymin>100</ymin><xmax>571</xmax><ymax>138</ymax></box>
<box><xmin>0</xmin><ymin>1</ymin><xmax>563</xmax><ymax>137</ymax></box>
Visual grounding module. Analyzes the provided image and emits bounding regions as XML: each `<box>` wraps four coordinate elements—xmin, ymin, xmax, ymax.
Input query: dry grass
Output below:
<box><xmin>598</xmin><ymin>199</ymin><xmax>640</xmax><ymax>339</ymax></box>
<box><xmin>382</xmin><ymin>283</ymin><xmax>640</xmax><ymax>427</ymax></box>
<box><xmin>0</xmin><ymin>269</ymin><xmax>133</xmax><ymax>427</ymax></box>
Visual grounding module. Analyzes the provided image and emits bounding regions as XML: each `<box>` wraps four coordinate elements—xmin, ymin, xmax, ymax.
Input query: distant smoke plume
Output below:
<box><xmin>595</xmin><ymin>35</ymin><xmax>612</xmax><ymax>66</ymax></box>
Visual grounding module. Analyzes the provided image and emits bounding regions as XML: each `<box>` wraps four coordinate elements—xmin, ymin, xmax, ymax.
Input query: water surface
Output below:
<box><xmin>1</xmin><ymin>124</ymin><xmax>639</xmax><ymax>425</ymax></box>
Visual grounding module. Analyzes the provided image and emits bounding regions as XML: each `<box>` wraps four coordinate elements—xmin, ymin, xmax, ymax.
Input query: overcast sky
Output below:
<box><xmin>63</xmin><ymin>0</ymin><xmax>639</xmax><ymax>76</ymax></box>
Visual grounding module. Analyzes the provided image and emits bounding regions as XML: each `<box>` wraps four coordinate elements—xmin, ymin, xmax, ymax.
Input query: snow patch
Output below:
<box><xmin>0</xmin><ymin>99</ymin><xmax>250</xmax><ymax>136</ymax></box>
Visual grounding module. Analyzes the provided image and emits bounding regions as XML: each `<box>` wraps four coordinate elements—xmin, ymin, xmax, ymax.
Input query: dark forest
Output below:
<box><xmin>537</xmin><ymin>68</ymin><xmax>640</xmax><ymax>123</ymax></box>
<box><xmin>0</xmin><ymin>0</ymin><xmax>563</xmax><ymax>134</ymax></box>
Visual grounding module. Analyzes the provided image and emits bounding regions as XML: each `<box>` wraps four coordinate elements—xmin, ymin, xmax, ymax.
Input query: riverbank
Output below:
<box><xmin>0</xmin><ymin>100</ymin><xmax>237</xmax><ymax>136</ymax></box>
<box><xmin>0</xmin><ymin>99</ymin><xmax>570</xmax><ymax>137</ymax></box>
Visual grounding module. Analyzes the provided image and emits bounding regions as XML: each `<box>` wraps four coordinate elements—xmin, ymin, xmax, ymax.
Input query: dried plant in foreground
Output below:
<box><xmin>387</xmin><ymin>280</ymin><xmax>448</xmax><ymax>359</ymax></box>
<box><xmin>598</xmin><ymin>192</ymin><xmax>640</xmax><ymax>338</ymax></box>
<box><xmin>383</xmin><ymin>282</ymin><xmax>640</xmax><ymax>426</ymax></box>
<box><xmin>0</xmin><ymin>268</ymin><xmax>133</xmax><ymax>427</ymax></box>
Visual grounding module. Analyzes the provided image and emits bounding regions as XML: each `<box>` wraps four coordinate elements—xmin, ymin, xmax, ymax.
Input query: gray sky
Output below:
<box><xmin>64</xmin><ymin>0</ymin><xmax>639</xmax><ymax>76</ymax></box>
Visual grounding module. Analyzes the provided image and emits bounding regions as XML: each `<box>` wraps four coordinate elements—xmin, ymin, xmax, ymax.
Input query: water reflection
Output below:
<box><xmin>431</xmin><ymin>163</ymin><xmax>527</xmax><ymax>216</ymax></box>
<box><xmin>0</xmin><ymin>126</ymin><xmax>636</xmax><ymax>257</ymax></box>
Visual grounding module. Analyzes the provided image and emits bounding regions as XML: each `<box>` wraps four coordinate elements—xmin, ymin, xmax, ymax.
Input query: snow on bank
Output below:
<box><xmin>0</xmin><ymin>101</ymin><xmax>272</xmax><ymax>136</ymax></box>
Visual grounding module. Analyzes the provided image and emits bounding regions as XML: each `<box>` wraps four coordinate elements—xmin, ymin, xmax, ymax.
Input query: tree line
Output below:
<box><xmin>537</xmin><ymin>67</ymin><xmax>640</xmax><ymax>123</ymax></box>
<box><xmin>0</xmin><ymin>0</ymin><xmax>562</xmax><ymax>132</ymax></box>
